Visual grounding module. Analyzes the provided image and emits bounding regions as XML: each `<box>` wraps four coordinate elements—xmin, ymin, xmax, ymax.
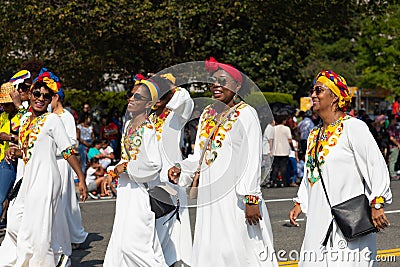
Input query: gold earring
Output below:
<box><xmin>233</xmin><ymin>93</ymin><xmax>240</xmax><ymax>104</ymax></box>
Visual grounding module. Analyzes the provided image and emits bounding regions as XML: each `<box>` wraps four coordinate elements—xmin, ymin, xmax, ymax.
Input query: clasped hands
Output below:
<box><xmin>5</xmin><ymin>146</ymin><xmax>23</xmax><ymax>163</ymax></box>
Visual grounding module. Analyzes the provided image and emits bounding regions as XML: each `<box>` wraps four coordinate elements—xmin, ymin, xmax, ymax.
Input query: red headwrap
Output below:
<box><xmin>205</xmin><ymin>57</ymin><xmax>242</xmax><ymax>84</ymax></box>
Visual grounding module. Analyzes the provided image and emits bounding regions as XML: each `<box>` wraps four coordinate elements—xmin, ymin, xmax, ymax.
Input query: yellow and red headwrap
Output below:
<box><xmin>31</xmin><ymin>69</ymin><xmax>61</xmax><ymax>93</ymax></box>
<box><xmin>135</xmin><ymin>79</ymin><xmax>160</xmax><ymax>106</ymax></box>
<box><xmin>313</xmin><ymin>70</ymin><xmax>352</xmax><ymax>109</ymax></box>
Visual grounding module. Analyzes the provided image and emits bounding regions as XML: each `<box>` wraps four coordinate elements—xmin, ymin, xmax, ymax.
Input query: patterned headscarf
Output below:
<box><xmin>313</xmin><ymin>70</ymin><xmax>351</xmax><ymax>109</ymax></box>
<box><xmin>205</xmin><ymin>57</ymin><xmax>242</xmax><ymax>84</ymax></box>
<box><xmin>32</xmin><ymin>68</ymin><xmax>62</xmax><ymax>94</ymax></box>
<box><xmin>139</xmin><ymin>79</ymin><xmax>160</xmax><ymax>106</ymax></box>
<box><xmin>133</xmin><ymin>73</ymin><xmax>146</xmax><ymax>84</ymax></box>
<box><xmin>9</xmin><ymin>70</ymin><xmax>31</xmax><ymax>88</ymax></box>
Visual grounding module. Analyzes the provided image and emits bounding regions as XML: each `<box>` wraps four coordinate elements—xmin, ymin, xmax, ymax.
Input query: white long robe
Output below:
<box><xmin>104</xmin><ymin>121</ymin><xmax>166</xmax><ymax>267</ymax></box>
<box><xmin>56</xmin><ymin>109</ymin><xmax>88</xmax><ymax>244</ymax></box>
<box><xmin>294</xmin><ymin>117</ymin><xmax>392</xmax><ymax>267</ymax></box>
<box><xmin>153</xmin><ymin>88</ymin><xmax>194</xmax><ymax>266</ymax></box>
<box><xmin>0</xmin><ymin>113</ymin><xmax>73</xmax><ymax>266</ymax></box>
<box><xmin>177</xmin><ymin>103</ymin><xmax>278</xmax><ymax>267</ymax></box>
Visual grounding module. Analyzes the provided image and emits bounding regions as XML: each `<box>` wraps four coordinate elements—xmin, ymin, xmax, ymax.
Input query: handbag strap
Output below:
<box><xmin>315</xmin><ymin>126</ymin><xmax>366</xmax><ymax>246</ymax></box>
<box><xmin>314</xmin><ymin>127</ymin><xmax>335</xmax><ymax>247</ymax></box>
<box><xmin>314</xmin><ymin>127</ymin><xmax>332</xmax><ymax>208</ymax></box>
<box><xmin>315</xmin><ymin>126</ymin><xmax>366</xmax><ymax>207</ymax></box>
<box><xmin>195</xmin><ymin>101</ymin><xmax>243</xmax><ymax>173</ymax></box>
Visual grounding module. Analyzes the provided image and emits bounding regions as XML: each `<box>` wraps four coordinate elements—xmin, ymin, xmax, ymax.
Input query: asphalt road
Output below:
<box><xmin>1</xmin><ymin>181</ymin><xmax>399</xmax><ymax>266</ymax></box>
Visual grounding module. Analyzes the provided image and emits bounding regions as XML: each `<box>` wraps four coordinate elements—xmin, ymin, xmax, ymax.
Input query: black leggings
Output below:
<box><xmin>270</xmin><ymin>156</ymin><xmax>289</xmax><ymax>185</ymax></box>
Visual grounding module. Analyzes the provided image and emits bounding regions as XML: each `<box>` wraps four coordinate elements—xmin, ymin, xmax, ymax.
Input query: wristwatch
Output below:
<box><xmin>372</xmin><ymin>203</ymin><xmax>384</xmax><ymax>210</ymax></box>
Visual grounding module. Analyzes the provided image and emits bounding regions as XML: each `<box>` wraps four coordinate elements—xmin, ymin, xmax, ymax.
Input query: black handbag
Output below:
<box><xmin>122</xmin><ymin>133</ymin><xmax>180</xmax><ymax>224</ymax></box>
<box><xmin>331</xmin><ymin>194</ymin><xmax>376</xmax><ymax>240</ymax></box>
<box><xmin>314</xmin><ymin>128</ymin><xmax>377</xmax><ymax>245</ymax></box>
<box><xmin>146</xmin><ymin>184</ymin><xmax>179</xmax><ymax>221</ymax></box>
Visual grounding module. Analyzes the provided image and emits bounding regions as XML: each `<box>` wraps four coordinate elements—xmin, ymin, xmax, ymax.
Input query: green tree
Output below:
<box><xmin>356</xmin><ymin>3</ymin><xmax>400</xmax><ymax>95</ymax></box>
<box><xmin>0</xmin><ymin>0</ymin><xmax>395</xmax><ymax>100</ymax></box>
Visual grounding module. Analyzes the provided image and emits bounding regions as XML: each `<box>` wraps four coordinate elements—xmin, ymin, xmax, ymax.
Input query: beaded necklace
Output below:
<box><xmin>19</xmin><ymin>113</ymin><xmax>49</xmax><ymax>164</ymax></box>
<box><xmin>121</xmin><ymin>119</ymin><xmax>151</xmax><ymax>161</ymax></box>
<box><xmin>150</xmin><ymin>109</ymin><xmax>171</xmax><ymax>140</ymax></box>
<box><xmin>306</xmin><ymin>114</ymin><xmax>351</xmax><ymax>185</ymax></box>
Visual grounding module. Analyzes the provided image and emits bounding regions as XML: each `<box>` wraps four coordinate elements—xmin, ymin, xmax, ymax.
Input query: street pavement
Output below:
<box><xmin>1</xmin><ymin>181</ymin><xmax>399</xmax><ymax>266</ymax></box>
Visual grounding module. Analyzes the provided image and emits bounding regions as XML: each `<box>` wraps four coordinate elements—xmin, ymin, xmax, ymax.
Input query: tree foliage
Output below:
<box><xmin>0</xmin><ymin>0</ymin><xmax>398</xmax><ymax>99</ymax></box>
<box><xmin>356</xmin><ymin>3</ymin><xmax>400</xmax><ymax>95</ymax></box>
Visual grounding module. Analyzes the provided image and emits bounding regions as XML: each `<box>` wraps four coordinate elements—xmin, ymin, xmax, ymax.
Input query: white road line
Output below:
<box><xmin>385</xmin><ymin>210</ymin><xmax>400</xmax><ymax>214</ymax></box>
<box><xmin>80</xmin><ymin>199</ymin><xmax>116</xmax><ymax>204</ymax></box>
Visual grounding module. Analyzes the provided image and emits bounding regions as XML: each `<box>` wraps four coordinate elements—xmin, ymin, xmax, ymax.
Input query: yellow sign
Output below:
<box><xmin>348</xmin><ymin>86</ymin><xmax>357</xmax><ymax>97</ymax></box>
<box><xmin>300</xmin><ymin>97</ymin><xmax>312</xmax><ymax>111</ymax></box>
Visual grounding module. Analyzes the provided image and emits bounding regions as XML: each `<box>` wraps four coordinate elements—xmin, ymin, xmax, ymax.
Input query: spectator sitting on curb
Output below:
<box><xmin>85</xmin><ymin>157</ymin><xmax>110</xmax><ymax>199</ymax></box>
<box><xmin>87</xmin><ymin>140</ymin><xmax>102</xmax><ymax>161</ymax></box>
<box><xmin>99</xmin><ymin>139</ymin><xmax>115</xmax><ymax>169</ymax></box>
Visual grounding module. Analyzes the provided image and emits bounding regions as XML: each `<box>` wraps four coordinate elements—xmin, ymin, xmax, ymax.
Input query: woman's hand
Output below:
<box><xmin>245</xmin><ymin>204</ymin><xmax>262</xmax><ymax>225</ymax></box>
<box><xmin>371</xmin><ymin>208</ymin><xmax>390</xmax><ymax>231</ymax></box>
<box><xmin>78</xmin><ymin>180</ymin><xmax>88</xmax><ymax>202</ymax></box>
<box><xmin>168</xmin><ymin>166</ymin><xmax>181</xmax><ymax>184</ymax></box>
<box><xmin>10</xmin><ymin>90</ymin><xmax>22</xmax><ymax>107</ymax></box>
<box><xmin>0</xmin><ymin>132</ymin><xmax>11</xmax><ymax>142</ymax></box>
<box><xmin>114</xmin><ymin>162</ymin><xmax>127</xmax><ymax>176</ymax></box>
<box><xmin>289</xmin><ymin>204</ymin><xmax>302</xmax><ymax>227</ymax></box>
<box><xmin>5</xmin><ymin>146</ymin><xmax>22</xmax><ymax>163</ymax></box>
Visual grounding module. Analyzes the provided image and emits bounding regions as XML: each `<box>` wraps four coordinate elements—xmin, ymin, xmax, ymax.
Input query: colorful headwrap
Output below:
<box><xmin>313</xmin><ymin>70</ymin><xmax>352</xmax><ymax>109</ymax></box>
<box><xmin>137</xmin><ymin>79</ymin><xmax>160</xmax><ymax>106</ymax></box>
<box><xmin>160</xmin><ymin>73</ymin><xmax>176</xmax><ymax>85</ymax></box>
<box><xmin>32</xmin><ymin>68</ymin><xmax>62</xmax><ymax>94</ymax></box>
<box><xmin>133</xmin><ymin>73</ymin><xmax>146</xmax><ymax>83</ymax></box>
<box><xmin>57</xmin><ymin>88</ymin><xmax>65</xmax><ymax>99</ymax></box>
<box><xmin>205</xmin><ymin>57</ymin><xmax>242</xmax><ymax>84</ymax></box>
<box><xmin>9</xmin><ymin>70</ymin><xmax>31</xmax><ymax>88</ymax></box>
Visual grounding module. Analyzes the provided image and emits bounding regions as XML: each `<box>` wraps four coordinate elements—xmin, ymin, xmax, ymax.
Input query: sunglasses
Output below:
<box><xmin>310</xmin><ymin>86</ymin><xmax>327</xmax><ymax>96</ymax></box>
<box><xmin>127</xmin><ymin>92</ymin><xmax>150</xmax><ymax>101</ymax></box>
<box><xmin>207</xmin><ymin>76</ymin><xmax>234</xmax><ymax>87</ymax></box>
<box><xmin>31</xmin><ymin>90</ymin><xmax>53</xmax><ymax>101</ymax></box>
<box><xmin>17</xmin><ymin>83</ymin><xmax>31</xmax><ymax>92</ymax></box>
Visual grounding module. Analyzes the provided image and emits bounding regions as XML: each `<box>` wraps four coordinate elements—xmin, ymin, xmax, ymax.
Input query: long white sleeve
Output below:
<box><xmin>347</xmin><ymin>119</ymin><xmax>392</xmax><ymax>204</ymax></box>
<box><xmin>235</xmin><ymin>106</ymin><xmax>263</xmax><ymax>196</ymax></box>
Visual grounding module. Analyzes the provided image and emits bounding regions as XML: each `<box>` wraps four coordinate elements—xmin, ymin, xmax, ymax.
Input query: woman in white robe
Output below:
<box><xmin>149</xmin><ymin>74</ymin><xmax>194</xmax><ymax>266</ymax></box>
<box><xmin>0</xmin><ymin>76</ymin><xmax>87</xmax><ymax>267</ymax></box>
<box><xmin>169</xmin><ymin>58</ymin><xmax>278</xmax><ymax>267</ymax></box>
<box><xmin>104</xmin><ymin>77</ymin><xmax>169</xmax><ymax>267</ymax></box>
<box><xmin>289</xmin><ymin>70</ymin><xmax>392</xmax><ymax>267</ymax></box>
<box><xmin>51</xmin><ymin>89</ymin><xmax>88</xmax><ymax>247</ymax></box>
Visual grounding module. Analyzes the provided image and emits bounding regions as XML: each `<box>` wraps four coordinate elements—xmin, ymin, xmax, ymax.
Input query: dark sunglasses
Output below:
<box><xmin>17</xmin><ymin>83</ymin><xmax>31</xmax><ymax>92</ymax></box>
<box><xmin>207</xmin><ymin>76</ymin><xmax>233</xmax><ymax>87</ymax></box>
<box><xmin>127</xmin><ymin>91</ymin><xmax>150</xmax><ymax>101</ymax></box>
<box><xmin>31</xmin><ymin>90</ymin><xmax>53</xmax><ymax>101</ymax></box>
<box><xmin>310</xmin><ymin>86</ymin><xmax>327</xmax><ymax>96</ymax></box>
